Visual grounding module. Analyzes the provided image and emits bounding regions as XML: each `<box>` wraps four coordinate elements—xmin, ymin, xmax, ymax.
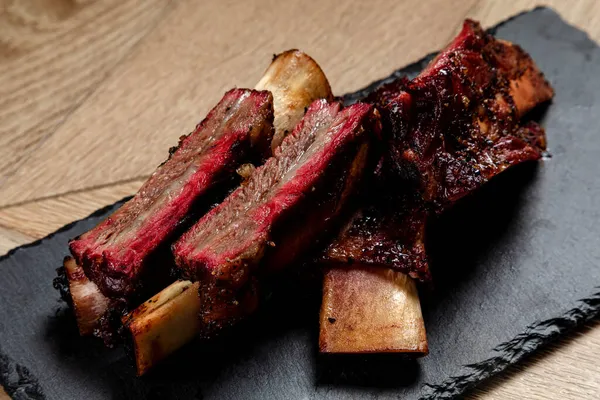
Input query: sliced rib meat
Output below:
<box><xmin>174</xmin><ymin>99</ymin><xmax>380</xmax><ymax>332</ymax></box>
<box><xmin>70</xmin><ymin>89</ymin><xmax>274</xmax><ymax>299</ymax></box>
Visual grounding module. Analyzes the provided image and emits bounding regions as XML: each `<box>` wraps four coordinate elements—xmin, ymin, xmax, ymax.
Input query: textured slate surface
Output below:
<box><xmin>1</xmin><ymin>7</ymin><xmax>600</xmax><ymax>399</ymax></box>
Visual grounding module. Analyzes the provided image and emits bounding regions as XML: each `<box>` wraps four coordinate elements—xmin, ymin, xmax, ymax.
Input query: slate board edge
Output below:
<box><xmin>1</xmin><ymin>7</ymin><xmax>597</xmax><ymax>400</ymax></box>
<box><xmin>0</xmin><ymin>196</ymin><xmax>131</xmax><ymax>265</ymax></box>
<box><xmin>0</xmin><ymin>199</ymin><xmax>131</xmax><ymax>400</ymax></box>
<box><xmin>419</xmin><ymin>290</ymin><xmax>600</xmax><ymax>399</ymax></box>
<box><xmin>1</xmin><ymin>345</ymin><xmax>45</xmax><ymax>400</ymax></box>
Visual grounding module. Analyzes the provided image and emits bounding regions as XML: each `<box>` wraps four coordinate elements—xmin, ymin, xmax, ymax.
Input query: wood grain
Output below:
<box><xmin>471</xmin><ymin>0</ymin><xmax>600</xmax><ymax>42</ymax></box>
<box><xmin>0</xmin><ymin>179</ymin><xmax>143</xmax><ymax>239</ymax></box>
<box><xmin>0</xmin><ymin>0</ymin><xmax>479</xmax><ymax>207</ymax></box>
<box><xmin>1</xmin><ymin>1</ymin><xmax>600</xmax><ymax>399</ymax></box>
<box><xmin>470</xmin><ymin>322</ymin><xmax>600</xmax><ymax>399</ymax></box>
<box><xmin>0</xmin><ymin>0</ymin><xmax>171</xmax><ymax>200</ymax></box>
<box><xmin>0</xmin><ymin>225</ymin><xmax>34</xmax><ymax>255</ymax></box>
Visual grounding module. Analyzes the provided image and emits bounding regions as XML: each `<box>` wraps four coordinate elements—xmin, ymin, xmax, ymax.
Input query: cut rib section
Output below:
<box><xmin>70</xmin><ymin>89</ymin><xmax>274</xmax><ymax>299</ymax></box>
<box><xmin>174</xmin><ymin>99</ymin><xmax>380</xmax><ymax>332</ymax></box>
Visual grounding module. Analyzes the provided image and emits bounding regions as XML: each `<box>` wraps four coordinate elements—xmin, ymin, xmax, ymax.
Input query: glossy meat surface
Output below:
<box><xmin>323</xmin><ymin>20</ymin><xmax>554</xmax><ymax>280</ymax></box>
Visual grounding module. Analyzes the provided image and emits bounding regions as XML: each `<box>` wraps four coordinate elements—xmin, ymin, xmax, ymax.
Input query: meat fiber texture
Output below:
<box><xmin>173</xmin><ymin>99</ymin><xmax>380</xmax><ymax>332</ymax></box>
<box><xmin>322</xmin><ymin>20</ymin><xmax>554</xmax><ymax>281</ymax></box>
<box><xmin>70</xmin><ymin>89</ymin><xmax>274</xmax><ymax>300</ymax></box>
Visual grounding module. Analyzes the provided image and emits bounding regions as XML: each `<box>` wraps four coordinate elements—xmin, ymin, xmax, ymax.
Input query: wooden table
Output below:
<box><xmin>1</xmin><ymin>1</ymin><xmax>599</xmax><ymax>398</ymax></box>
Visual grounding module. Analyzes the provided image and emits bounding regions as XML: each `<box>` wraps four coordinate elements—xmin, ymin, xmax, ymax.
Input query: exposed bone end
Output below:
<box><xmin>62</xmin><ymin>257</ymin><xmax>110</xmax><ymax>336</ymax></box>
<box><xmin>494</xmin><ymin>39</ymin><xmax>554</xmax><ymax>117</ymax></box>
<box><xmin>319</xmin><ymin>265</ymin><xmax>428</xmax><ymax>355</ymax></box>
<box><xmin>255</xmin><ymin>49</ymin><xmax>333</xmax><ymax>151</ymax></box>
<box><xmin>122</xmin><ymin>280</ymin><xmax>202</xmax><ymax>376</ymax></box>
<box><xmin>509</xmin><ymin>69</ymin><xmax>554</xmax><ymax>118</ymax></box>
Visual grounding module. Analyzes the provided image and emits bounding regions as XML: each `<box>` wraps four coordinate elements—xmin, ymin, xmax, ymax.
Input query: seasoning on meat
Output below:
<box><xmin>173</xmin><ymin>99</ymin><xmax>380</xmax><ymax>333</ymax></box>
<box><xmin>320</xmin><ymin>20</ymin><xmax>554</xmax><ymax>354</ymax></box>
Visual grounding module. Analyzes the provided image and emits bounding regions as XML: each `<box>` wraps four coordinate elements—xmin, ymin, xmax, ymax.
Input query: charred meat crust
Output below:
<box><xmin>173</xmin><ymin>99</ymin><xmax>381</xmax><ymax>334</ymax></box>
<box><xmin>53</xmin><ymin>260</ymin><xmax>73</xmax><ymax>308</ymax></box>
<box><xmin>317</xmin><ymin>19</ymin><xmax>554</xmax><ymax>357</ymax></box>
<box><xmin>69</xmin><ymin>89</ymin><xmax>274</xmax><ymax>300</ymax></box>
<box><xmin>322</xmin><ymin>20</ymin><xmax>554</xmax><ymax>281</ymax></box>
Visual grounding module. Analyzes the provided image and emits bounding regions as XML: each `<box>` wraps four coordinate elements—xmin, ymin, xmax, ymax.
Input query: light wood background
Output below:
<box><xmin>1</xmin><ymin>0</ymin><xmax>599</xmax><ymax>398</ymax></box>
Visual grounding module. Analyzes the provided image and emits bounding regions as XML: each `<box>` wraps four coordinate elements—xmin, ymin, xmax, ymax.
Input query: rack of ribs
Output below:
<box><xmin>319</xmin><ymin>20</ymin><xmax>554</xmax><ymax>354</ymax></box>
<box><xmin>55</xmin><ymin>20</ymin><xmax>555</xmax><ymax>376</ymax></box>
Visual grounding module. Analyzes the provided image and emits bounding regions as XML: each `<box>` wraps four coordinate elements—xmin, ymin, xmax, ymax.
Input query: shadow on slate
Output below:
<box><xmin>1</xmin><ymin>7</ymin><xmax>600</xmax><ymax>400</ymax></box>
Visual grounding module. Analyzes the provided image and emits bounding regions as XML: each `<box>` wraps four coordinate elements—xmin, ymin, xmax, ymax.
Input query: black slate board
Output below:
<box><xmin>2</xmin><ymin>7</ymin><xmax>600</xmax><ymax>400</ymax></box>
